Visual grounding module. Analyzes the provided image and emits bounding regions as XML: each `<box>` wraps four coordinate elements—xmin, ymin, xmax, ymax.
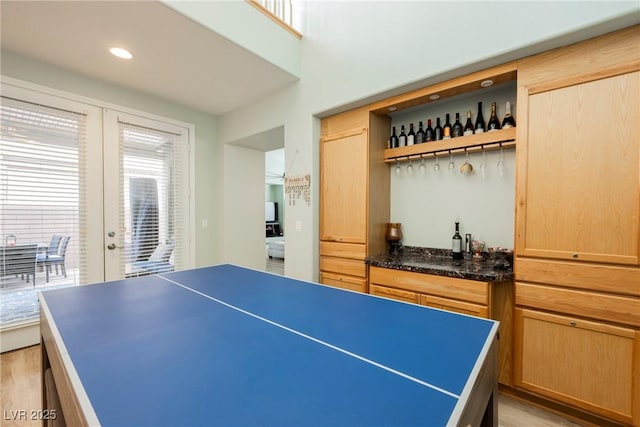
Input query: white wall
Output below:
<box><xmin>217</xmin><ymin>2</ymin><xmax>639</xmax><ymax>281</ymax></box>
<box><xmin>223</xmin><ymin>144</ymin><xmax>266</xmax><ymax>270</ymax></box>
<box><xmin>391</xmin><ymin>148</ymin><xmax>516</xmax><ymax>249</ymax></box>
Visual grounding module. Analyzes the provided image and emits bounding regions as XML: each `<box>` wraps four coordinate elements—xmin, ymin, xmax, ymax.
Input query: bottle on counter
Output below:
<box><xmin>463</xmin><ymin>111</ymin><xmax>474</xmax><ymax>136</ymax></box>
<box><xmin>390</xmin><ymin>126</ymin><xmax>399</xmax><ymax>148</ymax></box>
<box><xmin>501</xmin><ymin>101</ymin><xmax>516</xmax><ymax>128</ymax></box>
<box><xmin>443</xmin><ymin>113</ymin><xmax>452</xmax><ymax>139</ymax></box>
<box><xmin>407</xmin><ymin>123</ymin><xmax>415</xmax><ymax>146</ymax></box>
<box><xmin>475</xmin><ymin>102</ymin><xmax>486</xmax><ymax>134</ymax></box>
<box><xmin>399</xmin><ymin>125</ymin><xmax>407</xmax><ymax>146</ymax></box>
<box><xmin>452</xmin><ymin>112</ymin><xmax>463</xmax><ymax>137</ymax></box>
<box><xmin>464</xmin><ymin>233</ymin><xmax>472</xmax><ymax>259</ymax></box>
<box><xmin>487</xmin><ymin>102</ymin><xmax>501</xmax><ymax>131</ymax></box>
<box><xmin>425</xmin><ymin>119</ymin><xmax>434</xmax><ymax>142</ymax></box>
<box><xmin>416</xmin><ymin>121</ymin><xmax>425</xmax><ymax>143</ymax></box>
<box><xmin>452</xmin><ymin>221</ymin><xmax>463</xmax><ymax>261</ymax></box>
<box><xmin>434</xmin><ymin>117</ymin><xmax>443</xmax><ymax>140</ymax></box>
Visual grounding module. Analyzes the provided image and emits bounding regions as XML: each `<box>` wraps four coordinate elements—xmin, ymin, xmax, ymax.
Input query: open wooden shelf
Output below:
<box><xmin>384</xmin><ymin>127</ymin><xmax>516</xmax><ymax>162</ymax></box>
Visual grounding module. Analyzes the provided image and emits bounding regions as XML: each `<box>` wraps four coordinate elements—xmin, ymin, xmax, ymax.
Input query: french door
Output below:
<box><xmin>1</xmin><ymin>82</ymin><xmax>191</xmax><ymax>343</ymax></box>
<box><xmin>102</xmin><ymin>110</ymin><xmax>190</xmax><ymax>281</ymax></box>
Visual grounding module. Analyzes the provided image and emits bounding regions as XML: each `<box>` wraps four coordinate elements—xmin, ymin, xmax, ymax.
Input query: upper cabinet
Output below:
<box><xmin>516</xmin><ymin>25</ymin><xmax>640</xmax><ymax>266</ymax></box>
<box><xmin>320</xmin><ymin>128</ymin><xmax>368</xmax><ymax>243</ymax></box>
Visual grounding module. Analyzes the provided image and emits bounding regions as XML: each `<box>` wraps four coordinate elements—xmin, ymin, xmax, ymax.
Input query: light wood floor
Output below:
<box><xmin>1</xmin><ymin>345</ymin><xmax>585</xmax><ymax>427</ymax></box>
<box><xmin>266</xmin><ymin>257</ymin><xmax>284</xmax><ymax>276</ymax></box>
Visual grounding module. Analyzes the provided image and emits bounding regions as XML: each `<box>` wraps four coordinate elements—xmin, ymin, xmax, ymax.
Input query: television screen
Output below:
<box><xmin>265</xmin><ymin>202</ymin><xmax>278</xmax><ymax>222</ymax></box>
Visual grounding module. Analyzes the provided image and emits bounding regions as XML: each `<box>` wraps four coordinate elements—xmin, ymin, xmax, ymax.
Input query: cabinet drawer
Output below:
<box><xmin>369</xmin><ymin>284</ymin><xmax>419</xmax><ymax>304</ymax></box>
<box><xmin>420</xmin><ymin>295</ymin><xmax>489</xmax><ymax>318</ymax></box>
<box><xmin>369</xmin><ymin>266</ymin><xmax>489</xmax><ymax>305</ymax></box>
<box><xmin>320</xmin><ymin>272</ymin><xmax>367</xmax><ymax>293</ymax></box>
<box><xmin>515</xmin><ymin>257</ymin><xmax>640</xmax><ymax>297</ymax></box>
<box><xmin>516</xmin><ymin>282</ymin><xmax>640</xmax><ymax>327</ymax></box>
<box><xmin>320</xmin><ymin>241</ymin><xmax>366</xmax><ymax>260</ymax></box>
<box><xmin>320</xmin><ymin>256</ymin><xmax>366</xmax><ymax>278</ymax></box>
<box><xmin>515</xmin><ymin>308</ymin><xmax>639</xmax><ymax>425</ymax></box>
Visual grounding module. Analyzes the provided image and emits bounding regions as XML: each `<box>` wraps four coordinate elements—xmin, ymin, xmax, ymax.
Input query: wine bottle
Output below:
<box><xmin>434</xmin><ymin>117</ymin><xmax>443</xmax><ymax>141</ymax></box>
<box><xmin>442</xmin><ymin>113</ymin><xmax>452</xmax><ymax>139</ymax></box>
<box><xmin>407</xmin><ymin>123</ymin><xmax>415</xmax><ymax>146</ymax></box>
<box><xmin>475</xmin><ymin>102</ymin><xmax>486</xmax><ymax>134</ymax></box>
<box><xmin>452</xmin><ymin>112</ymin><xmax>463</xmax><ymax>138</ymax></box>
<box><xmin>416</xmin><ymin>121</ymin><xmax>425</xmax><ymax>143</ymax></box>
<box><xmin>501</xmin><ymin>101</ymin><xmax>516</xmax><ymax>128</ymax></box>
<box><xmin>390</xmin><ymin>126</ymin><xmax>398</xmax><ymax>148</ymax></box>
<box><xmin>463</xmin><ymin>111</ymin><xmax>474</xmax><ymax>136</ymax></box>
<box><xmin>399</xmin><ymin>125</ymin><xmax>407</xmax><ymax>146</ymax></box>
<box><xmin>487</xmin><ymin>102</ymin><xmax>501</xmax><ymax>131</ymax></box>
<box><xmin>464</xmin><ymin>234</ymin><xmax>472</xmax><ymax>259</ymax></box>
<box><xmin>425</xmin><ymin>119</ymin><xmax>434</xmax><ymax>142</ymax></box>
<box><xmin>452</xmin><ymin>221</ymin><xmax>463</xmax><ymax>261</ymax></box>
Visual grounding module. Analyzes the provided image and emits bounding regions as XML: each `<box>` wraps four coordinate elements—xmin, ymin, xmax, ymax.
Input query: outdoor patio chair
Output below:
<box><xmin>48</xmin><ymin>236</ymin><xmax>70</xmax><ymax>280</ymax></box>
<box><xmin>37</xmin><ymin>235</ymin><xmax>62</xmax><ymax>283</ymax></box>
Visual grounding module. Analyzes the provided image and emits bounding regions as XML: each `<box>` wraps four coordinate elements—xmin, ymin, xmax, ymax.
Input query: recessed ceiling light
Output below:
<box><xmin>109</xmin><ymin>47</ymin><xmax>133</xmax><ymax>59</ymax></box>
<box><xmin>429</xmin><ymin>94</ymin><xmax>440</xmax><ymax>100</ymax></box>
<box><xmin>480</xmin><ymin>79</ymin><xmax>494</xmax><ymax>88</ymax></box>
<box><xmin>388</xmin><ymin>106</ymin><xmax>397</xmax><ymax>112</ymax></box>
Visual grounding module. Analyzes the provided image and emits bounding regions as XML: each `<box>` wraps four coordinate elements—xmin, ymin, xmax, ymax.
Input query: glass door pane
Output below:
<box><xmin>103</xmin><ymin>110</ymin><xmax>189</xmax><ymax>281</ymax></box>
<box><xmin>0</xmin><ymin>87</ymin><xmax>103</xmax><ymax>330</ymax></box>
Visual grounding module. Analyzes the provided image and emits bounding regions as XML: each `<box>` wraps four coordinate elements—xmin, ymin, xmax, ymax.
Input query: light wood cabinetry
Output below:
<box><xmin>514</xmin><ymin>25</ymin><xmax>640</xmax><ymax>426</ymax></box>
<box><xmin>421</xmin><ymin>294</ymin><xmax>488</xmax><ymax>318</ymax></box>
<box><xmin>515</xmin><ymin>308</ymin><xmax>640</xmax><ymax>425</ymax></box>
<box><xmin>320</xmin><ymin>128</ymin><xmax>368</xmax><ymax>244</ymax></box>
<box><xmin>368</xmin><ymin>266</ymin><xmax>513</xmax><ymax>386</ymax></box>
<box><xmin>516</xmin><ymin>26</ymin><xmax>640</xmax><ymax>266</ymax></box>
<box><xmin>319</xmin><ymin>108</ymin><xmax>390</xmax><ymax>292</ymax></box>
<box><xmin>370</xmin><ymin>283</ymin><xmax>419</xmax><ymax>304</ymax></box>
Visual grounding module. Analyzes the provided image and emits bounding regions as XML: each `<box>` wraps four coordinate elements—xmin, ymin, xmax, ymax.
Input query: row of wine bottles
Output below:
<box><xmin>389</xmin><ymin>101</ymin><xmax>516</xmax><ymax>148</ymax></box>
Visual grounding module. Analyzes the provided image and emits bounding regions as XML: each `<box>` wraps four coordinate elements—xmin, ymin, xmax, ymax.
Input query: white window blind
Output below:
<box><xmin>0</xmin><ymin>96</ymin><xmax>85</xmax><ymax>290</ymax></box>
<box><xmin>118</xmin><ymin>121</ymin><xmax>185</xmax><ymax>277</ymax></box>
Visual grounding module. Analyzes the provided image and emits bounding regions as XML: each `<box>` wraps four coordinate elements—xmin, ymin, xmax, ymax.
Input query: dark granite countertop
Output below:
<box><xmin>366</xmin><ymin>246</ymin><xmax>513</xmax><ymax>282</ymax></box>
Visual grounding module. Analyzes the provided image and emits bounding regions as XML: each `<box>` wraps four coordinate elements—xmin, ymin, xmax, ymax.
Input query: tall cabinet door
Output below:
<box><xmin>320</xmin><ymin>128</ymin><xmax>368</xmax><ymax>243</ymax></box>
<box><xmin>517</xmin><ymin>71</ymin><xmax>640</xmax><ymax>266</ymax></box>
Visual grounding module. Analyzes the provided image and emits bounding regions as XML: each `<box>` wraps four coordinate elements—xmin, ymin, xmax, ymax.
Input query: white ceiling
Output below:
<box><xmin>0</xmin><ymin>0</ymin><xmax>299</xmax><ymax>116</ymax></box>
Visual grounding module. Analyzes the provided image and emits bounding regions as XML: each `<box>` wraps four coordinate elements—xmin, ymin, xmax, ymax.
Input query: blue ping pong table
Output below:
<box><xmin>39</xmin><ymin>264</ymin><xmax>499</xmax><ymax>426</ymax></box>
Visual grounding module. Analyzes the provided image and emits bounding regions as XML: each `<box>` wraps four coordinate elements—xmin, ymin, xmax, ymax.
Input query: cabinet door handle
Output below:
<box><xmin>572</xmin><ymin>253</ymin><xmax>579</xmax><ymax>259</ymax></box>
<box><xmin>570</xmin><ymin>321</ymin><xmax>577</xmax><ymax>327</ymax></box>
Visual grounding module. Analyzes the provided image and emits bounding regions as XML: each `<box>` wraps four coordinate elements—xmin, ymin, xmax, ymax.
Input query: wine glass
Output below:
<box><xmin>406</xmin><ymin>158</ymin><xmax>414</xmax><ymax>176</ymax></box>
<box><xmin>419</xmin><ymin>156</ymin><xmax>426</xmax><ymax>175</ymax></box>
<box><xmin>460</xmin><ymin>150</ymin><xmax>473</xmax><ymax>175</ymax></box>
<box><xmin>394</xmin><ymin>160</ymin><xmax>402</xmax><ymax>177</ymax></box>
<box><xmin>433</xmin><ymin>154</ymin><xmax>440</xmax><ymax>172</ymax></box>
<box><xmin>480</xmin><ymin>149</ymin><xmax>487</xmax><ymax>179</ymax></box>
<box><xmin>448</xmin><ymin>152</ymin><xmax>455</xmax><ymax>170</ymax></box>
<box><xmin>497</xmin><ymin>145</ymin><xmax>504</xmax><ymax>177</ymax></box>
